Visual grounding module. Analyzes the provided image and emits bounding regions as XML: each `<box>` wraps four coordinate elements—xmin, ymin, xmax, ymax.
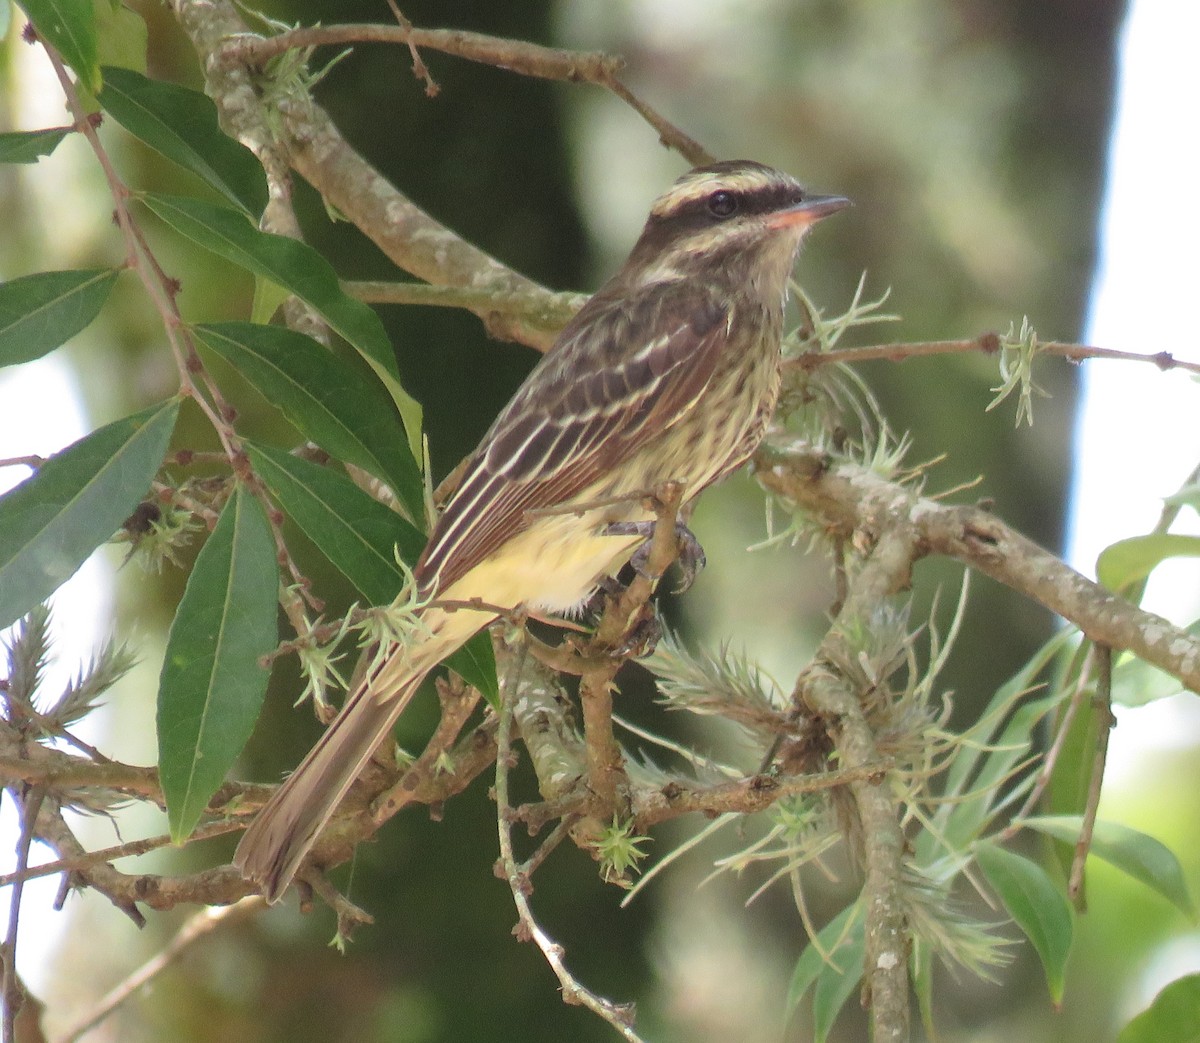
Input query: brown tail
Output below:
<box><xmin>233</xmin><ymin>671</ymin><xmax>424</xmax><ymax>902</ymax></box>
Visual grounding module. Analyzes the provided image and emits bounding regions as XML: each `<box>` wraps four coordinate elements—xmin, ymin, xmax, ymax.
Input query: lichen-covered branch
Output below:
<box><xmin>168</xmin><ymin>1</ymin><xmax>709</xmax><ymax>354</ymax></box>
<box><xmin>798</xmin><ymin>523</ymin><xmax>920</xmax><ymax>1043</ymax></box>
<box><xmin>801</xmin><ymin>669</ymin><xmax>910</xmax><ymax>1042</ymax></box>
<box><xmin>169</xmin><ymin>0</ymin><xmax>566</xmax><ymax>351</ymax></box>
<box><xmin>755</xmin><ymin>435</ymin><xmax>1200</xmax><ymax>695</ymax></box>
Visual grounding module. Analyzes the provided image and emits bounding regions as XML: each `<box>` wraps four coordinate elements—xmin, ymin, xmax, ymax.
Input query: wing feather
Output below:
<box><xmin>415</xmin><ymin>286</ymin><xmax>729</xmax><ymax>596</ymax></box>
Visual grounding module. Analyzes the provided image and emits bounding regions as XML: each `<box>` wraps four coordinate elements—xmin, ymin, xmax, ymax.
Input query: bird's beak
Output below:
<box><xmin>767</xmin><ymin>194</ymin><xmax>852</xmax><ymax>230</ymax></box>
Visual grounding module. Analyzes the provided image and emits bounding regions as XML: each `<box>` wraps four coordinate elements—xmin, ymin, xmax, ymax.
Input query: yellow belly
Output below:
<box><xmin>437</xmin><ymin>509</ymin><xmax>645</xmax><ymax>617</ymax></box>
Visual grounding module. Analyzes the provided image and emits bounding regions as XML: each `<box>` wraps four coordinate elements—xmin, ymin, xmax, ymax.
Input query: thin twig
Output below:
<box><xmin>369</xmin><ymin>675</ymin><xmax>483</xmax><ymax>827</ymax></box>
<box><xmin>384</xmin><ymin>1</ymin><xmax>439</xmax><ymax>96</ymax></box>
<box><xmin>786</xmin><ymin>335</ymin><xmax>1200</xmax><ymax>377</ymax></box>
<box><xmin>0</xmin><ymin>456</ymin><xmax>43</xmax><ymax>472</ymax></box>
<box><xmin>223</xmin><ymin>19</ymin><xmax>711</xmax><ymax>165</ymax></box>
<box><xmin>1000</xmin><ymin>646</ymin><xmax>1098</xmax><ymax>839</ymax></box>
<box><xmin>597</xmin><ymin>76</ymin><xmax>713</xmax><ymax>165</ymax></box>
<box><xmin>3</xmin><ymin>786</ymin><xmax>45</xmax><ymax>1043</ymax></box>
<box><xmin>519</xmin><ymin>817</ymin><xmax>577</xmax><ymax>877</ymax></box>
<box><xmin>576</xmin><ymin>482</ymin><xmax>687</xmax><ymax>825</ymax></box>
<box><xmin>55</xmin><ymin>897</ymin><xmax>266</xmax><ymax>1043</ymax></box>
<box><xmin>300</xmin><ymin>871</ymin><xmax>374</xmax><ymax>942</ymax></box>
<box><xmin>0</xmin><ymin>816</ymin><xmax>244</xmax><ymax>890</ymax></box>
<box><xmin>494</xmin><ymin>645</ymin><xmax>645</xmax><ymax>1042</ymax></box>
<box><xmin>1068</xmin><ymin>645</ymin><xmax>1114</xmax><ymax>907</ymax></box>
<box><xmin>220</xmin><ymin>23</ymin><xmax>621</xmax><ymax>81</ymax></box>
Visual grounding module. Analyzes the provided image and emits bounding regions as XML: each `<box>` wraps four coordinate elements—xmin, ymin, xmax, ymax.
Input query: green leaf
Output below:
<box><xmin>787</xmin><ymin>903</ymin><xmax>861</xmax><ymax>1016</ymax></box>
<box><xmin>812</xmin><ymin>918</ymin><xmax>866</xmax><ymax>1043</ymax></box>
<box><xmin>975</xmin><ymin>842</ymin><xmax>1073</xmax><ymax>1004</ymax></box>
<box><xmin>140</xmin><ymin>193</ymin><xmax>422</xmax><ymax>453</ymax></box>
<box><xmin>0</xmin><ymin>399</ymin><xmax>178</xmax><ymax>630</ymax></box>
<box><xmin>1096</xmin><ymin>533</ymin><xmax>1200</xmax><ymax>592</ymax></box>
<box><xmin>0</xmin><ymin>269</ymin><xmax>119</xmax><ymax>367</ymax></box>
<box><xmin>94</xmin><ymin>1</ymin><xmax>146</xmax><ymax>73</ymax></box>
<box><xmin>911</xmin><ymin>940</ymin><xmax>937</xmax><ymax>1043</ymax></box>
<box><xmin>246</xmin><ymin>442</ymin><xmax>424</xmax><ymax>605</ymax></box>
<box><xmin>98</xmin><ymin>68</ymin><xmax>266</xmax><ymax>216</ymax></box>
<box><xmin>922</xmin><ymin>628</ymin><xmax>1077</xmax><ymax>861</ymax></box>
<box><xmin>445</xmin><ymin>631</ymin><xmax>499</xmax><ymax>708</ymax></box>
<box><xmin>1110</xmin><ymin>637</ymin><xmax>1197</xmax><ymax>707</ymax></box>
<box><xmin>1044</xmin><ymin>647</ymin><xmax>1107</xmax><ymax>876</ymax></box>
<box><xmin>158</xmin><ymin>486</ymin><xmax>278</xmax><ymax>842</ymax></box>
<box><xmin>0</xmin><ymin>127</ymin><xmax>71</xmax><ymax>164</ymax></box>
<box><xmin>249</xmin><ymin>275</ymin><xmax>290</xmax><ymax>326</ymax></box>
<box><xmin>195</xmin><ymin>322</ymin><xmax>422</xmax><ymax>521</ymax></box>
<box><xmin>1022</xmin><ymin>815</ymin><xmax>1196</xmax><ymax>919</ymax></box>
<box><xmin>17</xmin><ymin>0</ymin><xmax>100</xmax><ymax>93</ymax></box>
<box><xmin>1117</xmin><ymin>974</ymin><xmax>1200</xmax><ymax>1043</ymax></box>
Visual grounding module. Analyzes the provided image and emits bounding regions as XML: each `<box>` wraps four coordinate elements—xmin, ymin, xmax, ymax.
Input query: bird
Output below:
<box><xmin>234</xmin><ymin>159</ymin><xmax>849</xmax><ymax>902</ymax></box>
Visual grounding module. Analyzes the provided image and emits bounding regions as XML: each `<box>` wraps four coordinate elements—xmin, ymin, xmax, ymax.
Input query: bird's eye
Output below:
<box><xmin>707</xmin><ymin>190</ymin><xmax>738</xmax><ymax>218</ymax></box>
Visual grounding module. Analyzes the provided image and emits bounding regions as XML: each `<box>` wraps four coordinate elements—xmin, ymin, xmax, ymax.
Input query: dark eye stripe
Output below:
<box><xmin>655</xmin><ymin>181</ymin><xmax>805</xmax><ymax>230</ymax></box>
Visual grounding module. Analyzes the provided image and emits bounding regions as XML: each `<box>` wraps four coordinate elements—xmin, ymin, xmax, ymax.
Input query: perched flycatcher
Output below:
<box><xmin>235</xmin><ymin>159</ymin><xmax>849</xmax><ymax>901</ymax></box>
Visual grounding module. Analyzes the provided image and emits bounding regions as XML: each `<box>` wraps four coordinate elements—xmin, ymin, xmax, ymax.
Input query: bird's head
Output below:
<box><xmin>625</xmin><ymin>159</ymin><xmax>850</xmax><ymax>291</ymax></box>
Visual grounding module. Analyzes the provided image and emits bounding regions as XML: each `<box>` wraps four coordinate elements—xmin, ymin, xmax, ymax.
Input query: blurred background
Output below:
<box><xmin>2</xmin><ymin>0</ymin><xmax>1197</xmax><ymax>1040</ymax></box>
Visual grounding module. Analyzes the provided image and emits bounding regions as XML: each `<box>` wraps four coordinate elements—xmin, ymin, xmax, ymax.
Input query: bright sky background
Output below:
<box><xmin>1069</xmin><ymin>1</ymin><xmax>1200</xmax><ymax>781</ymax></box>
<box><xmin>0</xmin><ymin>34</ymin><xmax>117</xmax><ymax>994</ymax></box>
<box><xmin>2</xmin><ymin>0</ymin><xmax>1198</xmax><ymax>1020</ymax></box>
<box><xmin>1067</xmin><ymin>0</ymin><xmax>1200</xmax><ymax>1008</ymax></box>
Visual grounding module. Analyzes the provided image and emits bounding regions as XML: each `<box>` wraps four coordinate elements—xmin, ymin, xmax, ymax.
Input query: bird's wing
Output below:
<box><xmin>415</xmin><ymin>287</ymin><xmax>731</xmax><ymax>595</ymax></box>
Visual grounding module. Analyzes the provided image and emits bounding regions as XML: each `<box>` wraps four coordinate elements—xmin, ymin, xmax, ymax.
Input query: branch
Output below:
<box><xmin>631</xmin><ymin>762</ymin><xmax>890</xmax><ymax>829</ymax></box>
<box><xmin>3</xmin><ymin>786</ymin><xmax>45</xmax><ymax>1043</ymax></box>
<box><xmin>0</xmin><ymin>687</ymin><xmax>493</xmax><ymax>918</ymax></box>
<box><xmin>508</xmin><ymin>647</ymin><xmax>888</xmax><ymax>836</ymax></box>
<box><xmin>343</xmin><ymin>280</ymin><xmax>585</xmax><ymax>348</ymax></box>
<box><xmin>802</xmin><ymin>669</ymin><xmax>911</xmax><ymax>1042</ymax></box>
<box><xmin>755</xmin><ymin>436</ymin><xmax>1200</xmax><ymax>695</ymax></box>
<box><xmin>368</xmin><ymin>675</ymin><xmax>488</xmax><ymax>828</ymax></box>
<box><xmin>798</xmin><ymin>523</ymin><xmax>918</xmax><ymax>1043</ymax></box>
<box><xmin>219</xmin><ymin>24</ymin><xmax>625</xmax><ymax>82</ymax></box>
<box><xmin>575</xmin><ymin>482</ymin><xmax>689</xmax><ymax>831</ymax></box>
<box><xmin>0</xmin><ymin>749</ymin><xmax>159</xmax><ymax>799</ymax></box>
<box><xmin>787</xmin><ymin>334</ymin><xmax>1200</xmax><ymax>377</ymax></box>
<box><xmin>169</xmin><ymin>0</ymin><xmax>562</xmax><ymax>351</ymax></box>
<box><xmin>0</xmin><ymin>817</ymin><xmax>241</xmax><ymax>890</ymax></box>
<box><xmin>216</xmin><ymin>23</ymin><xmax>713</xmax><ymax>165</ymax></box>
<box><xmin>30</xmin><ymin>801</ymin><xmax>251</xmax><ymax>920</ymax></box>
<box><xmin>171</xmin><ymin>1</ymin><xmax>712</xmax><ymax>354</ymax></box>
<box><xmin>494</xmin><ymin>655</ymin><xmax>645</xmax><ymax>1042</ymax></box>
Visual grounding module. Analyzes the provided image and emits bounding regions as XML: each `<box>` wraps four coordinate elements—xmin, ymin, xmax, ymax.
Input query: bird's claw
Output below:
<box><xmin>614</xmin><ymin>606</ymin><xmax>662</xmax><ymax>659</ymax></box>
<box><xmin>604</xmin><ymin>520</ymin><xmax>707</xmax><ymax>594</ymax></box>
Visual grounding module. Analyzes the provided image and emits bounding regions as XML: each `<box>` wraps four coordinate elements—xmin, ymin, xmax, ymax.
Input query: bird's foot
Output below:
<box><xmin>603</xmin><ymin>519</ymin><xmax>707</xmax><ymax>593</ymax></box>
<box><xmin>614</xmin><ymin>604</ymin><xmax>662</xmax><ymax>659</ymax></box>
